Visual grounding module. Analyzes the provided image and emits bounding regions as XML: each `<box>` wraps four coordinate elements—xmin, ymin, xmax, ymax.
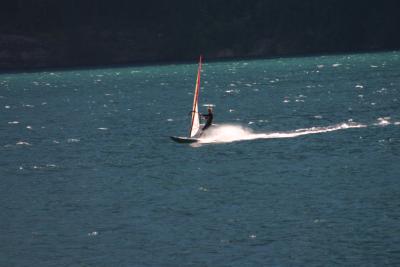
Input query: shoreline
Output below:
<box><xmin>0</xmin><ymin>48</ymin><xmax>397</xmax><ymax>75</ymax></box>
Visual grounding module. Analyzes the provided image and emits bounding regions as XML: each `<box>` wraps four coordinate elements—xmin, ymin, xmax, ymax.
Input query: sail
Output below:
<box><xmin>189</xmin><ymin>55</ymin><xmax>202</xmax><ymax>137</ymax></box>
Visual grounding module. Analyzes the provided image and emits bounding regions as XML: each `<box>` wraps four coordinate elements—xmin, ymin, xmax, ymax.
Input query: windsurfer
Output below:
<box><xmin>201</xmin><ymin>107</ymin><xmax>213</xmax><ymax>131</ymax></box>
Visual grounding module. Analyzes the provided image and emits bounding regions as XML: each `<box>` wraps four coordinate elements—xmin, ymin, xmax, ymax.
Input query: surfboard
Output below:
<box><xmin>170</xmin><ymin>55</ymin><xmax>203</xmax><ymax>144</ymax></box>
<box><xmin>170</xmin><ymin>136</ymin><xmax>199</xmax><ymax>143</ymax></box>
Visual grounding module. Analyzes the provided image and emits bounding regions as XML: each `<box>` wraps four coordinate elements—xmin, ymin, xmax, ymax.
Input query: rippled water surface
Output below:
<box><xmin>1</xmin><ymin>51</ymin><xmax>400</xmax><ymax>266</ymax></box>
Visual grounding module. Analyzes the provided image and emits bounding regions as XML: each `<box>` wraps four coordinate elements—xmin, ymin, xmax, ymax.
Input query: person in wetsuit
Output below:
<box><xmin>201</xmin><ymin>107</ymin><xmax>213</xmax><ymax>131</ymax></box>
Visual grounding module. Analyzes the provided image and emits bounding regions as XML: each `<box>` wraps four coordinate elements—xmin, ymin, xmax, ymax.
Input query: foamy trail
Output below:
<box><xmin>196</xmin><ymin>123</ymin><xmax>367</xmax><ymax>144</ymax></box>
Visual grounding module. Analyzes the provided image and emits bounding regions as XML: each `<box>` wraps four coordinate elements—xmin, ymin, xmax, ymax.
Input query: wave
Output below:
<box><xmin>195</xmin><ymin>122</ymin><xmax>367</xmax><ymax>145</ymax></box>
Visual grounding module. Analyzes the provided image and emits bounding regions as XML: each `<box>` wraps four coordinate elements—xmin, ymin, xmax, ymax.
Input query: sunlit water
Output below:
<box><xmin>1</xmin><ymin>51</ymin><xmax>400</xmax><ymax>266</ymax></box>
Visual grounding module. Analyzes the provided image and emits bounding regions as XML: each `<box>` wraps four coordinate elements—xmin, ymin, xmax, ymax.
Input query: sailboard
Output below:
<box><xmin>170</xmin><ymin>55</ymin><xmax>203</xmax><ymax>143</ymax></box>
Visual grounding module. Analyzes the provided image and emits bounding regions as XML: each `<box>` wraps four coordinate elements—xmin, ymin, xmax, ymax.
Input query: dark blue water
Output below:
<box><xmin>1</xmin><ymin>51</ymin><xmax>400</xmax><ymax>266</ymax></box>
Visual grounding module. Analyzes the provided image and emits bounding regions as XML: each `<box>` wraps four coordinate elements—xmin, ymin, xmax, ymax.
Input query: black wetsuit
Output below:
<box><xmin>202</xmin><ymin>111</ymin><xmax>213</xmax><ymax>131</ymax></box>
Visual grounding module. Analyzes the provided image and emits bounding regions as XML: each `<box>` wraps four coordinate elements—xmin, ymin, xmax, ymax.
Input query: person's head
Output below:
<box><xmin>208</xmin><ymin>106</ymin><xmax>213</xmax><ymax>112</ymax></box>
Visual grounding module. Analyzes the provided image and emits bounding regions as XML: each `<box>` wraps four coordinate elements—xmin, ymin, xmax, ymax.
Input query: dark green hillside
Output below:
<box><xmin>1</xmin><ymin>0</ymin><xmax>399</xmax><ymax>70</ymax></box>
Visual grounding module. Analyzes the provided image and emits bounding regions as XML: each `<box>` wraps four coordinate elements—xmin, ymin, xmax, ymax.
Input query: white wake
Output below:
<box><xmin>195</xmin><ymin>122</ymin><xmax>367</xmax><ymax>145</ymax></box>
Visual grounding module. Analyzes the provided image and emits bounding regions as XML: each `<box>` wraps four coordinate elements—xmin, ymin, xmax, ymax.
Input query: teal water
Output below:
<box><xmin>1</xmin><ymin>51</ymin><xmax>400</xmax><ymax>266</ymax></box>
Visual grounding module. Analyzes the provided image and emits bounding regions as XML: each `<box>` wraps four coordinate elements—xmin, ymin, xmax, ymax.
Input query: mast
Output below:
<box><xmin>189</xmin><ymin>55</ymin><xmax>202</xmax><ymax>137</ymax></box>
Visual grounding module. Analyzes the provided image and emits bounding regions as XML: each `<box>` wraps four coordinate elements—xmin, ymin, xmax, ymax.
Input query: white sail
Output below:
<box><xmin>189</xmin><ymin>56</ymin><xmax>202</xmax><ymax>137</ymax></box>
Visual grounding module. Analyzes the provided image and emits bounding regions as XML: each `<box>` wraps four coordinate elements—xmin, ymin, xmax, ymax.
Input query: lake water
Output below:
<box><xmin>1</xmin><ymin>51</ymin><xmax>399</xmax><ymax>266</ymax></box>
